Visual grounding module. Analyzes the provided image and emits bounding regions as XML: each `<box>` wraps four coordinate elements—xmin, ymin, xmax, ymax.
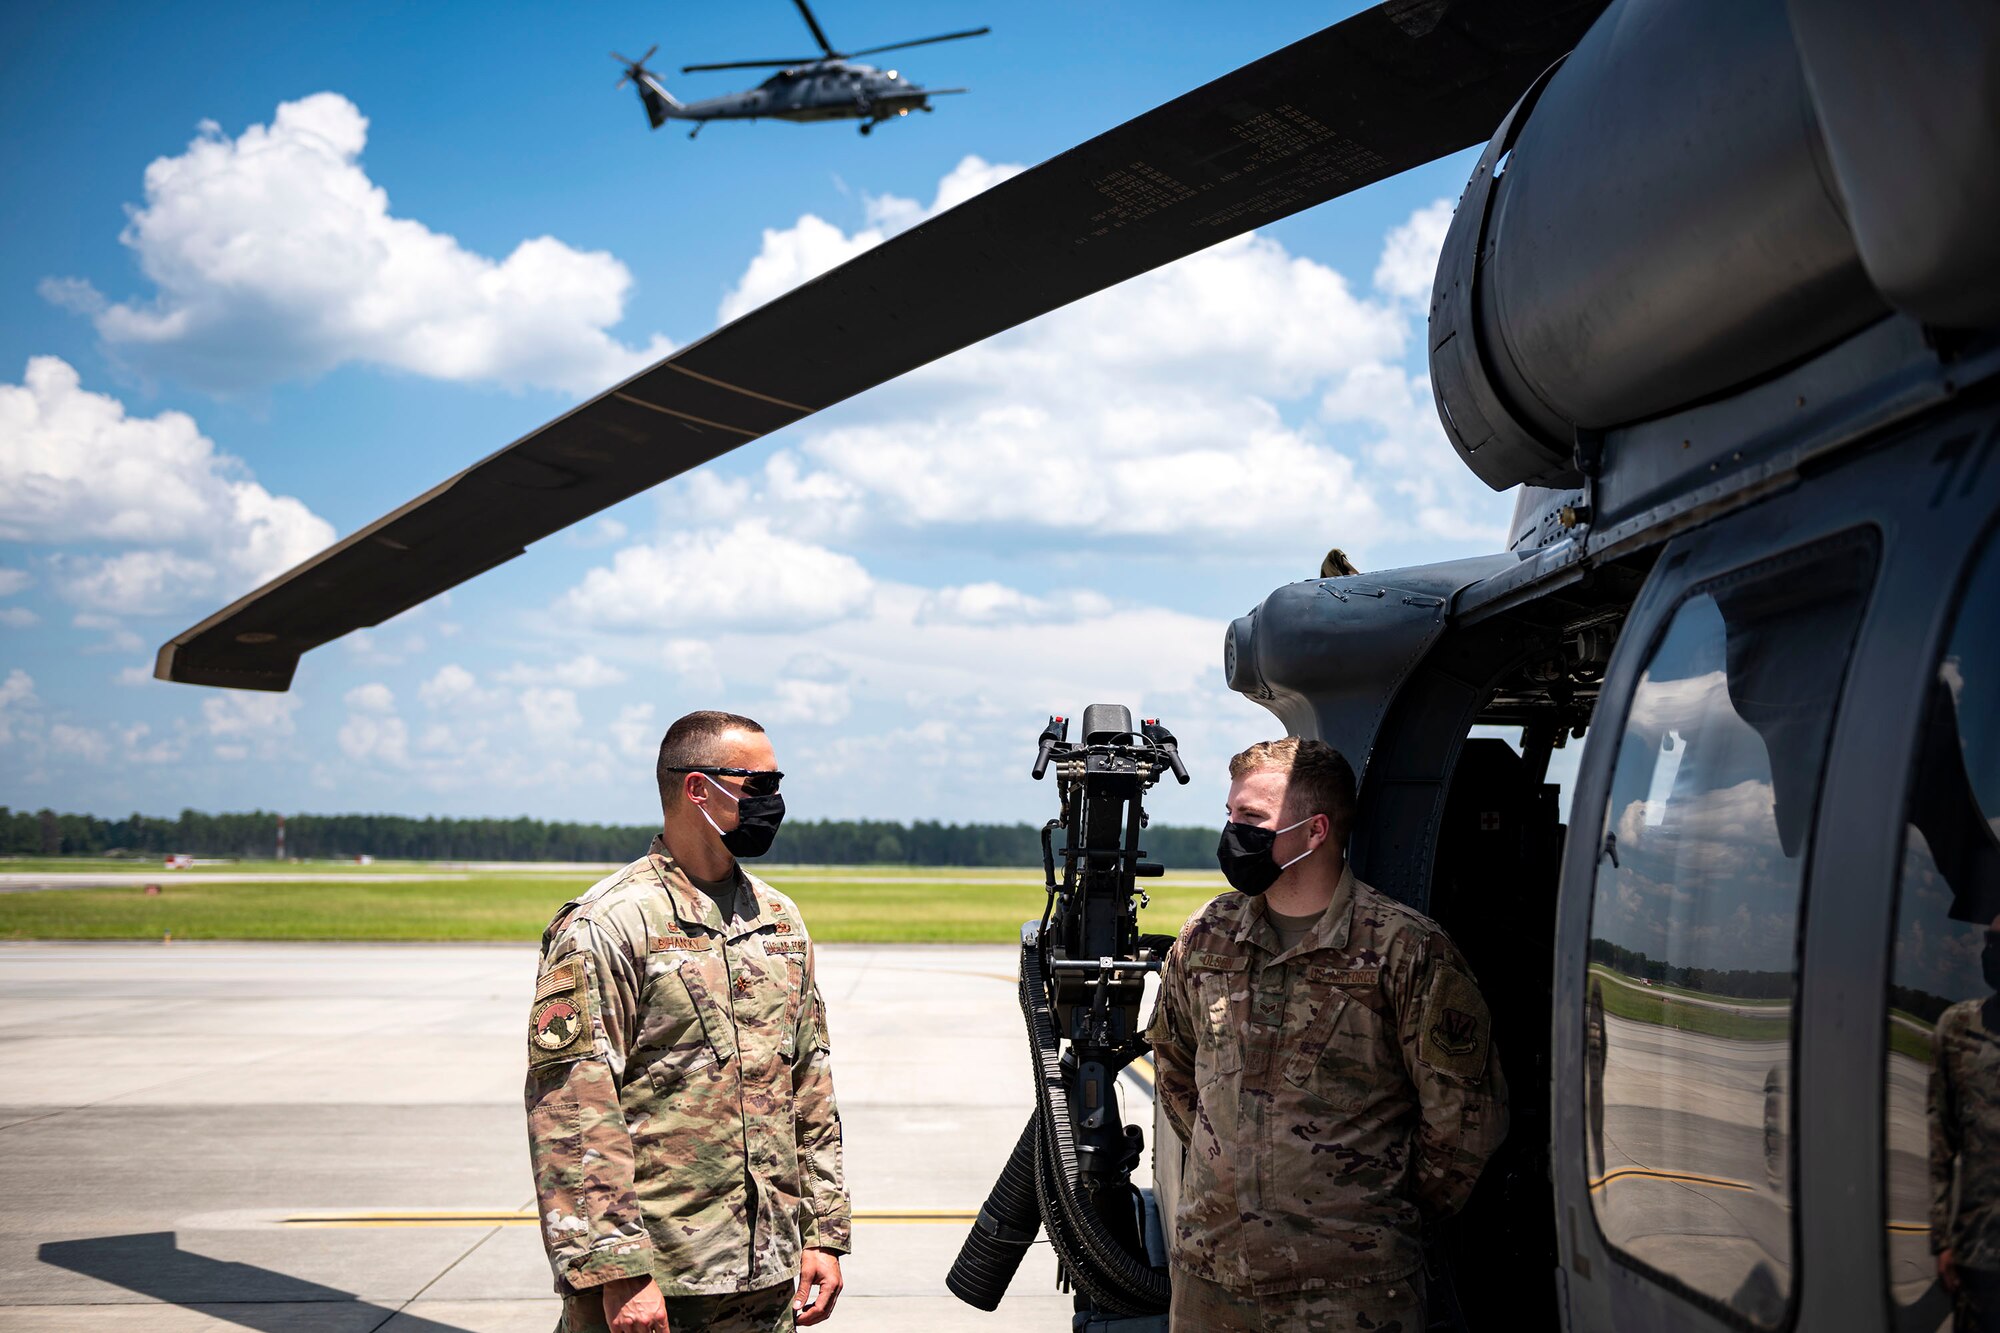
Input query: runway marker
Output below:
<box><xmin>1587</xmin><ymin>1166</ymin><xmax>1752</xmax><ymax>1195</ymax></box>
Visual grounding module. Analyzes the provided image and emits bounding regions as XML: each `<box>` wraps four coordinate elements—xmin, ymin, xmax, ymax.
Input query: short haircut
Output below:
<box><xmin>657</xmin><ymin>710</ymin><xmax>765</xmax><ymax>805</ymax></box>
<box><xmin>1228</xmin><ymin>737</ymin><xmax>1357</xmax><ymax>847</ymax></box>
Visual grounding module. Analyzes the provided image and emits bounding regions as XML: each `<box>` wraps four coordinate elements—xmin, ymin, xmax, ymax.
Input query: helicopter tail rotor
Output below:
<box><xmin>611</xmin><ymin>46</ymin><xmax>680</xmax><ymax>128</ymax></box>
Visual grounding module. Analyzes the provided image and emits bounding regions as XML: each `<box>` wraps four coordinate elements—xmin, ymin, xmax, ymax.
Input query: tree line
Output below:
<box><xmin>0</xmin><ymin>806</ymin><xmax>1223</xmax><ymax>869</ymax></box>
<box><xmin>1588</xmin><ymin>936</ymin><xmax>1793</xmax><ymax>1000</ymax></box>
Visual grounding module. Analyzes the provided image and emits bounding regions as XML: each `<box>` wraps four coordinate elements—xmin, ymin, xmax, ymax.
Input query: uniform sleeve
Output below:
<box><xmin>1144</xmin><ymin>931</ymin><xmax>1199</xmax><ymax>1145</ymax></box>
<box><xmin>793</xmin><ymin>941</ymin><xmax>852</xmax><ymax>1254</ymax></box>
<box><xmin>1395</xmin><ymin>934</ymin><xmax>1510</xmax><ymax>1220</ymax></box>
<box><xmin>1930</xmin><ymin>1017</ymin><xmax>1960</xmax><ymax>1254</ymax></box>
<box><xmin>523</xmin><ymin>917</ymin><xmax>654</xmax><ymax>1291</ymax></box>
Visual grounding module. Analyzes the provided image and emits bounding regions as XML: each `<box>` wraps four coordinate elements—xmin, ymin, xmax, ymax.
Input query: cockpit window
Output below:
<box><xmin>1583</xmin><ymin>534</ymin><xmax>1875</xmax><ymax>1328</ymax></box>
<box><xmin>1883</xmin><ymin>522</ymin><xmax>2000</xmax><ymax>1330</ymax></box>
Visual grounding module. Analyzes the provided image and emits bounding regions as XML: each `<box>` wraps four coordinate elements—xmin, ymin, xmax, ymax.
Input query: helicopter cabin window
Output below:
<box><xmin>1883</xmin><ymin>524</ymin><xmax>2000</xmax><ymax>1333</ymax></box>
<box><xmin>1583</xmin><ymin>537</ymin><xmax>1875</xmax><ymax>1328</ymax></box>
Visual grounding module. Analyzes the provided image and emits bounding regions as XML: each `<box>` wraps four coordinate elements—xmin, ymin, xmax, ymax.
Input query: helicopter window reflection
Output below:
<box><xmin>1884</xmin><ymin>526</ymin><xmax>2000</xmax><ymax>1333</ymax></box>
<box><xmin>1585</xmin><ymin>539</ymin><xmax>1875</xmax><ymax>1328</ymax></box>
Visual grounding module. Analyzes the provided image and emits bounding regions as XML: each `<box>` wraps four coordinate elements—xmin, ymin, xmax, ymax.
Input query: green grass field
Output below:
<box><xmin>1589</xmin><ymin>965</ymin><xmax>1791</xmax><ymax>1043</ymax></box>
<box><xmin>0</xmin><ymin>869</ymin><xmax>1225</xmax><ymax>943</ymax></box>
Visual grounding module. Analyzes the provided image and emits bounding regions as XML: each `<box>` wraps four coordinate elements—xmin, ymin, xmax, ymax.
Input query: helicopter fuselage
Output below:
<box><xmin>673</xmin><ymin>62</ymin><xmax>942</xmax><ymax>127</ymax></box>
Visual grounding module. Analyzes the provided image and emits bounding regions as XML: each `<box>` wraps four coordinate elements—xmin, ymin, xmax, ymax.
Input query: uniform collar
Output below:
<box><xmin>1236</xmin><ymin>862</ymin><xmax>1358</xmax><ymax>959</ymax></box>
<box><xmin>646</xmin><ymin>834</ymin><xmax>774</xmax><ymax>940</ymax></box>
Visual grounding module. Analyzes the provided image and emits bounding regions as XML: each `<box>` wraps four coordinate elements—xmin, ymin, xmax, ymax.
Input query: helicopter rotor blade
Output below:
<box><xmin>156</xmin><ymin>0</ymin><xmax>1611</xmax><ymax>691</ymax></box>
<box><xmin>844</xmin><ymin>27</ymin><xmax>992</xmax><ymax>59</ymax></box>
<box><xmin>792</xmin><ymin>0</ymin><xmax>836</xmax><ymax>57</ymax></box>
<box><xmin>681</xmin><ymin>57</ymin><xmax>823</xmax><ymax>72</ymax></box>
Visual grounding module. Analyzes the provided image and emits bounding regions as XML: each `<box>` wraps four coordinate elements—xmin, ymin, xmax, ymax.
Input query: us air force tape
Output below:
<box><xmin>528</xmin><ymin>959</ymin><xmax>593</xmax><ymax>1068</ymax></box>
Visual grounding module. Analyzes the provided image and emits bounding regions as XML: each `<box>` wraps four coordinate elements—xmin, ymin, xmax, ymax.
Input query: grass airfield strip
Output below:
<box><xmin>0</xmin><ymin>862</ymin><xmax>1226</xmax><ymax>942</ymax></box>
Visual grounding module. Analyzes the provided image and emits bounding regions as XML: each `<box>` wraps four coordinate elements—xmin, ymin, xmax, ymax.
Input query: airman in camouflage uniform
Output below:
<box><xmin>1146</xmin><ymin>737</ymin><xmax>1507</xmax><ymax>1333</ymax></box>
<box><xmin>1930</xmin><ymin>986</ymin><xmax>2000</xmax><ymax>1330</ymax></box>
<box><xmin>526</xmin><ymin>711</ymin><xmax>848</xmax><ymax>1333</ymax></box>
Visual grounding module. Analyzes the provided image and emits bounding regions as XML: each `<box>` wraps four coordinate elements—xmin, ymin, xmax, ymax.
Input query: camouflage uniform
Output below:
<box><xmin>1169</xmin><ymin>1268</ymin><xmax>1423</xmax><ymax>1333</ymax></box>
<box><xmin>1145</xmin><ymin>865</ymin><xmax>1507</xmax><ymax>1311</ymax></box>
<box><xmin>561</xmin><ymin>1283</ymin><xmax>796</xmax><ymax>1333</ymax></box>
<box><xmin>1931</xmin><ymin>996</ymin><xmax>2000</xmax><ymax>1327</ymax></box>
<box><xmin>524</xmin><ymin>836</ymin><xmax>850</xmax><ymax>1308</ymax></box>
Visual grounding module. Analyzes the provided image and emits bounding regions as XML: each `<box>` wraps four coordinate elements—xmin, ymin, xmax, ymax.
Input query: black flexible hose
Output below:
<box><xmin>945</xmin><ymin>1118</ymin><xmax>1042</xmax><ymax>1310</ymax></box>
<box><xmin>946</xmin><ymin>935</ymin><xmax>1172</xmax><ymax>1315</ymax></box>
<box><xmin>1018</xmin><ymin>938</ymin><xmax>1173</xmax><ymax>1314</ymax></box>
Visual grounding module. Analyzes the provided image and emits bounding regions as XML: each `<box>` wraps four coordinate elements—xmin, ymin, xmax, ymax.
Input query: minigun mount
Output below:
<box><xmin>947</xmin><ymin>704</ymin><xmax>1188</xmax><ymax>1324</ymax></box>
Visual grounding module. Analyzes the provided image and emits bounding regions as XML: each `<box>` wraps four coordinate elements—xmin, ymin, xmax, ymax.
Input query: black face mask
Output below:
<box><xmin>1215</xmin><ymin>817</ymin><xmax>1313</xmax><ymax>897</ymax></box>
<box><xmin>1983</xmin><ymin>934</ymin><xmax>2000</xmax><ymax>993</ymax></box>
<box><xmin>699</xmin><ymin>777</ymin><xmax>786</xmax><ymax>859</ymax></box>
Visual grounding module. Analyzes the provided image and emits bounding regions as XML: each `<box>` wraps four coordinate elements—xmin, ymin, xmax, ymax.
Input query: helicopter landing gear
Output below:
<box><xmin>858</xmin><ymin>121</ymin><xmax>873</xmax><ymax>136</ymax></box>
<box><xmin>687</xmin><ymin>122</ymin><xmax>702</xmax><ymax>140</ymax></box>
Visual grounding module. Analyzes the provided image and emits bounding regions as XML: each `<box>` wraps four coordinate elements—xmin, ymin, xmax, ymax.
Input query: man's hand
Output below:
<box><xmin>1941</xmin><ymin>1248</ymin><xmax>1961</xmax><ymax>1295</ymax></box>
<box><xmin>794</xmin><ymin>1248</ymin><xmax>844</xmax><ymax>1326</ymax></box>
<box><xmin>601</xmin><ymin>1275</ymin><xmax>668</xmax><ymax>1333</ymax></box>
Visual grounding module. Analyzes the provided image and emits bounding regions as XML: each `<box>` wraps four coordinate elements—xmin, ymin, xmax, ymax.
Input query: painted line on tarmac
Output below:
<box><xmin>282</xmin><ymin>1208</ymin><xmax>980</xmax><ymax>1228</ymax></box>
<box><xmin>1586</xmin><ymin>1166</ymin><xmax>1751</xmax><ymax>1194</ymax></box>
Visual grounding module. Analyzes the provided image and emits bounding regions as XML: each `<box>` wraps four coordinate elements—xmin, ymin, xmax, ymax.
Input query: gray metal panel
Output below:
<box><xmin>1486</xmin><ymin>0</ymin><xmax>1885</xmax><ymax>432</ymax></box>
<box><xmin>1789</xmin><ymin>0</ymin><xmax>2000</xmax><ymax>329</ymax></box>
<box><xmin>1224</xmin><ymin>555</ymin><xmax>1520</xmax><ymax>776</ymax></box>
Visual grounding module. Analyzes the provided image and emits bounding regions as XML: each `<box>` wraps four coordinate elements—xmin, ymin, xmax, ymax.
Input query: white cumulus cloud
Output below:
<box><xmin>1374</xmin><ymin>199</ymin><xmax>1454</xmax><ymax>306</ymax></box>
<box><xmin>561</xmin><ymin>519</ymin><xmax>873</xmax><ymax>632</ymax></box>
<box><xmin>677</xmin><ymin>188</ymin><xmax>1493</xmax><ymax>561</ymax></box>
<box><xmin>344</xmin><ymin>682</ymin><xmax>396</xmax><ymax>715</ymax></box>
<box><xmin>0</xmin><ymin>357</ymin><xmax>334</xmax><ymax>612</ymax></box>
<box><xmin>0</xmin><ymin>670</ymin><xmax>38</xmax><ymax>745</ymax></box>
<box><xmin>496</xmin><ymin>654</ymin><xmax>629</xmax><ymax>689</ymax></box>
<box><xmin>48</xmin><ymin>93</ymin><xmax>670</xmax><ymax>394</ymax></box>
<box><xmin>917</xmin><ymin>583</ymin><xmax>1114</xmax><ymax>626</ymax></box>
<box><xmin>719</xmin><ymin>156</ymin><xmax>1019</xmax><ymax>322</ymax></box>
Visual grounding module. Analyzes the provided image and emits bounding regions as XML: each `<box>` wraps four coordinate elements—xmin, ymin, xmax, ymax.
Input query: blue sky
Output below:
<box><xmin>0</xmin><ymin>0</ymin><xmax>1516</xmax><ymax>831</ymax></box>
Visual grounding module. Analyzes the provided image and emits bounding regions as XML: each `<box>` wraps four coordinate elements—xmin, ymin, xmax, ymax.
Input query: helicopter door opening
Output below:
<box><xmin>1344</xmin><ymin>556</ymin><xmax>1646</xmax><ymax>1331</ymax></box>
<box><xmin>1427</xmin><ymin>730</ymin><xmax>1569</xmax><ymax>1328</ymax></box>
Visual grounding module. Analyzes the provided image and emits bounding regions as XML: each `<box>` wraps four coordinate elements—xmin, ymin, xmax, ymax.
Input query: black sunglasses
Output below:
<box><xmin>665</xmin><ymin>765</ymin><xmax>784</xmax><ymax>796</ymax></box>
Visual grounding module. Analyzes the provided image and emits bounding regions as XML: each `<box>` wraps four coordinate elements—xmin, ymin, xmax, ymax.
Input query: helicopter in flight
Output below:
<box><xmin>159</xmin><ymin>0</ymin><xmax>1999</xmax><ymax>1328</ymax></box>
<box><xmin>612</xmin><ymin>0</ymin><xmax>987</xmax><ymax>137</ymax></box>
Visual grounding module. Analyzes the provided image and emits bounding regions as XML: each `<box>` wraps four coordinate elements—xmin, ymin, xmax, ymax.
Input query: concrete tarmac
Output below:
<box><xmin>0</xmin><ymin>941</ymin><xmax>1141</xmax><ymax>1331</ymax></box>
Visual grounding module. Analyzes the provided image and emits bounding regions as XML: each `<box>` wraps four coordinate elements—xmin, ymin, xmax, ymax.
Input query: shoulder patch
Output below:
<box><xmin>528</xmin><ymin>959</ymin><xmax>594</xmax><ymax>1068</ymax></box>
<box><xmin>1418</xmin><ymin>965</ymin><xmax>1491</xmax><ymax>1080</ymax></box>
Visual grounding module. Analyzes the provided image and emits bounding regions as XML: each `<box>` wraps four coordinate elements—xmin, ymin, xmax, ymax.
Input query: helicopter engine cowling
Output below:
<box><xmin>1428</xmin><ymin>0</ymin><xmax>2000</xmax><ymax>492</ymax></box>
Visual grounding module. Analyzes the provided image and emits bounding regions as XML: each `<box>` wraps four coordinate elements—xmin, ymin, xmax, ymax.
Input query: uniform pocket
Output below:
<box><xmin>644</xmin><ymin>1045</ymin><xmax>717</xmax><ymax>1094</ymax></box>
<box><xmin>1282</xmin><ymin>977</ymin><xmax>1383</xmax><ymax>1112</ymax></box>
<box><xmin>639</xmin><ymin>954</ymin><xmax>736</xmax><ymax>1072</ymax></box>
<box><xmin>676</xmin><ymin>958</ymin><xmax>738</xmax><ymax>1064</ymax></box>
<box><xmin>1193</xmin><ymin>968</ymin><xmax>1245</xmax><ymax>1080</ymax></box>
